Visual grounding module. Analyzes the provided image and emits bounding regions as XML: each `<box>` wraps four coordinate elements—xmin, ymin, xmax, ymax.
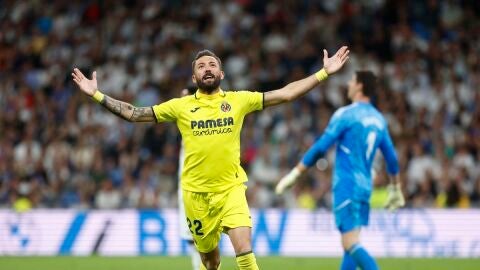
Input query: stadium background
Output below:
<box><xmin>0</xmin><ymin>0</ymin><xmax>479</xmax><ymax>269</ymax></box>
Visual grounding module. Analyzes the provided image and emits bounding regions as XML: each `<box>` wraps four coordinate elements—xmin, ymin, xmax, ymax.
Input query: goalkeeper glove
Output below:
<box><xmin>384</xmin><ymin>182</ymin><xmax>405</xmax><ymax>211</ymax></box>
<box><xmin>275</xmin><ymin>168</ymin><xmax>301</xmax><ymax>195</ymax></box>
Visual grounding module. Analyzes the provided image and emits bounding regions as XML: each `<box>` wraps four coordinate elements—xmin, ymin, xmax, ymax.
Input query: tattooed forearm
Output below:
<box><xmin>102</xmin><ymin>96</ymin><xmax>125</xmax><ymax>118</ymax></box>
<box><xmin>100</xmin><ymin>95</ymin><xmax>155</xmax><ymax>122</ymax></box>
<box><xmin>129</xmin><ymin>107</ymin><xmax>155</xmax><ymax>122</ymax></box>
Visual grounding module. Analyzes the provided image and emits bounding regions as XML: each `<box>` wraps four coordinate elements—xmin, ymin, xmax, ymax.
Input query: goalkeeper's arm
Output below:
<box><xmin>276</xmin><ymin>130</ymin><xmax>335</xmax><ymax>195</ymax></box>
<box><xmin>384</xmin><ymin>174</ymin><xmax>405</xmax><ymax>211</ymax></box>
<box><xmin>275</xmin><ymin>163</ymin><xmax>308</xmax><ymax>195</ymax></box>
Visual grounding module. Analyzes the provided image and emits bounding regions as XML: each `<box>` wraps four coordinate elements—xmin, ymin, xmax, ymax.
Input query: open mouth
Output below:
<box><xmin>203</xmin><ymin>74</ymin><xmax>215</xmax><ymax>81</ymax></box>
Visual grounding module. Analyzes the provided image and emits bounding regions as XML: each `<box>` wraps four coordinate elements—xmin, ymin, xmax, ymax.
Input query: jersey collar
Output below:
<box><xmin>194</xmin><ymin>88</ymin><xmax>226</xmax><ymax>100</ymax></box>
<box><xmin>354</xmin><ymin>101</ymin><xmax>371</xmax><ymax>105</ymax></box>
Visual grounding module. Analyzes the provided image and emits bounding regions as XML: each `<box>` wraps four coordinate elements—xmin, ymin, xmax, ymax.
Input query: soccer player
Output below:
<box><xmin>71</xmin><ymin>46</ymin><xmax>349</xmax><ymax>270</ymax></box>
<box><xmin>276</xmin><ymin>71</ymin><xmax>405</xmax><ymax>270</ymax></box>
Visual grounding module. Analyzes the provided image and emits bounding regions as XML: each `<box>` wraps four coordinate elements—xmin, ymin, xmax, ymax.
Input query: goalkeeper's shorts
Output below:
<box><xmin>334</xmin><ymin>199</ymin><xmax>370</xmax><ymax>233</ymax></box>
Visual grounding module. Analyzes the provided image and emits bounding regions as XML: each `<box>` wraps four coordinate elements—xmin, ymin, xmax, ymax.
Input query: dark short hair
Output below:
<box><xmin>356</xmin><ymin>71</ymin><xmax>377</xmax><ymax>98</ymax></box>
<box><xmin>191</xmin><ymin>50</ymin><xmax>222</xmax><ymax>71</ymax></box>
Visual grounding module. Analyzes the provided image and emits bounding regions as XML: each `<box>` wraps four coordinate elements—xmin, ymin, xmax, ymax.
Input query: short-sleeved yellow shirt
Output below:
<box><xmin>152</xmin><ymin>89</ymin><xmax>263</xmax><ymax>192</ymax></box>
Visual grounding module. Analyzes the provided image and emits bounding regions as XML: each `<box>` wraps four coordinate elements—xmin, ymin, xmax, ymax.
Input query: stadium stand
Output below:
<box><xmin>0</xmin><ymin>0</ymin><xmax>479</xmax><ymax>210</ymax></box>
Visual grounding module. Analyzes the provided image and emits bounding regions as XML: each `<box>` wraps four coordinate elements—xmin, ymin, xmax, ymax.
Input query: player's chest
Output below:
<box><xmin>177</xmin><ymin>99</ymin><xmax>242</xmax><ymax>132</ymax></box>
<box><xmin>180</xmin><ymin>99</ymin><xmax>238</xmax><ymax>120</ymax></box>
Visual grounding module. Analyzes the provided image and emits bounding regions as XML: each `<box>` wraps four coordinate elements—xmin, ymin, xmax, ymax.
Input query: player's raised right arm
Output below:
<box><xmin>71</xmin><ymin>68</ymin><xmax>156</xmax><ymax>122</ymax></box>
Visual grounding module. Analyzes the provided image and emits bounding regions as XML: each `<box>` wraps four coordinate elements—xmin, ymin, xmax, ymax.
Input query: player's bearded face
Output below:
<box><xmin>193</xmin><ymin>56</ymin><xmax>223</xmax><ymax>93</ymax></box>
<box><xmin>195</xmin><ymin>71</ymin><xmax>221</xmax><ymax>93</ymax></box>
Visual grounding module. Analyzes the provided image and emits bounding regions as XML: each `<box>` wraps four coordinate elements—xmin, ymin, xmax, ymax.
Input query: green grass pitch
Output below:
<box><xmin>0</xmin><ymin>256</ymin><xmax>479</xmax><ymax>270</ymax></box>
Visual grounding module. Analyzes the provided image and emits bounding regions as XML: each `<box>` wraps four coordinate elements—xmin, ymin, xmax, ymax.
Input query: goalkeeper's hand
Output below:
<box><xmin>384</xmin><ymin>182</ymin><xmax>405</xmax><ymax>211</ymax></box>
<box><xmin>275</xmin><ymin>168</ymin><xmax>301</xmax><ymax>195</ymax></box>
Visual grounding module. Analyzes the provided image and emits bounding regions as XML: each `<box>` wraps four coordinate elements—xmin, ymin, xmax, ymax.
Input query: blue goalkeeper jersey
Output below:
<box><xmin>301</xmin><ymin>102</ymin><xmax>399</xmax><ymax>205</ymax></box>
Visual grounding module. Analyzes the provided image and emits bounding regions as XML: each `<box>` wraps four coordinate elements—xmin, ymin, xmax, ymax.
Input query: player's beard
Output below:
<box><xmin>196</xmin><ymin>74</ymin><xmax>221</xmax><ymax>94</ymax></box>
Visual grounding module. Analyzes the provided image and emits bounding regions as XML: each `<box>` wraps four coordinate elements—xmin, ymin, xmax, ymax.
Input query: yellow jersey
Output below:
<box><xmin>152</xmin><ymin>89</ymin><xmax>263</xmax><ymax>192</ymax></box>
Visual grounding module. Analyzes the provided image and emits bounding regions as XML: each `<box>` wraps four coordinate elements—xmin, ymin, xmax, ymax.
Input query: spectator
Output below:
<box><xmin>95</xmin><ymin>179</ymin><xmax>121</xmax><ymax>209</ymax></box>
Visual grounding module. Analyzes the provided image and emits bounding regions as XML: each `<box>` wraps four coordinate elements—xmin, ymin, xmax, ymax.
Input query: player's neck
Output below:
<box><xmin>198</xmin><ymin>88</ymin><xmax>220</xmax><ymax>95</ymax></box>
<box><xmin>352</xmin><ymin>93</ymin><xmax>370</xmax><ymax>103</ymax></box>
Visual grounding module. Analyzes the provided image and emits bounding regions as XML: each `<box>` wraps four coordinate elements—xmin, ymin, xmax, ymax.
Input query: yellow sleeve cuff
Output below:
<box><xmin>92</xmin><ymin>90</ymin><xmax>105</xmax><ymax>103</ymax></box>
<box><xmin>314</xmin><ymin>68</ymin><xmax>328</xmax><ymax>82</ymax></box>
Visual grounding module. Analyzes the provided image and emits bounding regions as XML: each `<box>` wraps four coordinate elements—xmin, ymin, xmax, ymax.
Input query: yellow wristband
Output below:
<box><xmin>314</xmin><ymin>68</ymin><xmax>328</xmax><ymax>82</ymax></box>
<box><xmin>92</xmin><ymin>90</ymin><xmax>105</xmax><ymax>103</ymax></box>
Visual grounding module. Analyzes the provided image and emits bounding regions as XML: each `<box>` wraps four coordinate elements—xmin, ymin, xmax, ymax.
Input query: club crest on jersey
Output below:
<box><xmin>220</xmin><ymin>101</ymin><xmax>231</xmax><ymax>112</ymax></box>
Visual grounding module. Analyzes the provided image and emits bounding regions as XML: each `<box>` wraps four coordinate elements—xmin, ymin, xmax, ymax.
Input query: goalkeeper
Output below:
<box><xmin>276</xmin><ymin>71</ymin><xmax>404</xmax><ymax>270</ymax></box>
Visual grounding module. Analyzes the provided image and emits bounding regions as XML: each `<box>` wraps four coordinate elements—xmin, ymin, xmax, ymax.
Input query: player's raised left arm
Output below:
<box><xmin>263</xmin><ymin>46</ymin><xmax>349</xmax><ymax>108</ymax></box>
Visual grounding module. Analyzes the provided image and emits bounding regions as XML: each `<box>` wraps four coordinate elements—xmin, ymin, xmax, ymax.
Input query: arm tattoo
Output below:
<box><xmin>129</xmin><ymin>107</ymin><xmax>155</xmax><ymax>122</ymax></box>
<box><xmin>102</xmin><ymin>96</ymin><xmax>123</xmax><ymax>117</ymax></box>
<box><xmin>100</xmin><ymin>95</ymin><xmax>155</xmax><ymax>122</ymax></box>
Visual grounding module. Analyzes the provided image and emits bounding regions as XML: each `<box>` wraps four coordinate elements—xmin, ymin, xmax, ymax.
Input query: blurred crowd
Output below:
<box><xmin>0</xmin><ymin>0</ymin><xmax>479</xmax><ymax>211</ymax></box>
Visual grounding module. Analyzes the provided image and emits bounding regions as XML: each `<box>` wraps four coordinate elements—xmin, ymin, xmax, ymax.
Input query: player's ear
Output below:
<box><xmin>192</xmin><ymin>74</ymin><xmax>197</xmax><ymax>84</ymax></box>
<box><xmin>220</xmin><ymin>71</ymin><xmax>225</xmax><ymax>80</ymax></box>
